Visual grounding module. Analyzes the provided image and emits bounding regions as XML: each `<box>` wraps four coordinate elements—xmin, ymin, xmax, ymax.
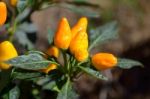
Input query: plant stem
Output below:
<box><xmin>9</xmin><ymin>20</ymin><xmax>18</xmax><ymax>42</ymax></box>
<box><xmin>62</xmin><ymin>50</ymin><xmax>69</xmax><ymax>74</ymax></box>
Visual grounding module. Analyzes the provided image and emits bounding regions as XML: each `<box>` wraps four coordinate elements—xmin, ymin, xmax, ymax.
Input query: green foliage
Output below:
<box><xmin>42</xmin><ymin>81</ymin><xmax>57</xmax><ymax>90</ymax></box>
<box><xmin>12</xmin><ymin>70</ymin><xmax>42</xmax><ymax>80</ymax></box>
<box><xmin>36</xmin><ymin>73</ymin><xmax>61</xmax><ymax>92</ymax></box>
<box><xmin>2</xmin><ymin>86</ymin><xmax>20</xmax><ymax>99</ymax></box>
<box><xmin>78</xmin><ymin>66</ymin><xmax>108</xmax><ymax>80</ymax></box>
<box><xmin>89</xmin><ymin>21</ymin><xmax>118</xmax><ymax>51</ymax></box>
<box><xmin>57</xmin><ymin>77</ymin><xmax>78</xmax><ymax>99</ymax></box>
<box><xmin>6</xmin><ymin>53</ymin><xmax>54</xmax><ymax>70</ymax></box>
<box><xmin>17</xmin><ymin>0</ymin><xmax>27</xmax><ymax>13</ymax></box>
<box><xmin>15</xmin><ymin>22</ymin><xmax>37</xmax><ymax>49</ymax></box>
<box><xmin>15</xmin><ymin>31</ymin><xmax>33</xmax><ymax>49</ymax></box>
<box><xmin>15</xmin><ymin>8</ymin><xmax>31</xmax><ymax>22</ymax></box>
<box><xmin>117</xmin><ymin>58</ymin><xmax>143</xmax><ymax>69</ymax></box>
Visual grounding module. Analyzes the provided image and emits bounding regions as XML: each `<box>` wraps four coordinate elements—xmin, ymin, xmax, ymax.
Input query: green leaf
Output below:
<box><xmin>70</xmin><ymin>0</ymin><xmax>99</xmax><ymax>8</ymax></box>
<box><xmin>78</xmin><ymin>66</ymin><xmax>108</xmax><ymax>80</ymax></box>
<box><xmin>9</xmin><ymin>86</ymin><xmax>20</xmax><ymax>99</ymax></box>
<box><xmin>12</xmin><ymin>71</ymin><xmax>42</xmax><ymax>80</ymax></box>
<box><xmin>15</xmin><ymin>30</ymin><xmax>34</xmax><ymax>50</ymax></box>
<box><xmin>117</xmin><ymin>58</ymin><xmax>143</xmax><ymax>69</ymax></box>
<box><xmin>16</xmin><ymin>8</ymin><xmax>31</xmax><ymax>22</ymax></box>
<box><xmin>42</xmin><ymin>81</ymin><xmax>57</xmax><ymax>90</ymax></box>
<box><xmin>3</xmin><ymin>86</ymin><xmax>20</xmax><ymax>99</ymax></box>
<box><xmin>57</xmin><ymin>77</ymin><xmax>78</xmax><ymax>99</ymax></box>
<box><xmin>36</xmin><ymin>75</ymin><xmax>60</xmax><ymax>92</ymax></box>
<box><xmin>15</xmin><ymin>22</ymin><xmax>37</xmax><ymax>50</ymax></box>
<box><xmin>28</xmin><ymin>50</ymin><xmax>46</xmax><ymax>56</ymax></box>
<box><xmin>19</xmin><ymin>22</ymin><xmax>37</xmax><ymax>33</ymax></box>
<box><xmin>89</xmin><ymin>21</ymin><xmax>118</xmax><ymax>51</ymax></box>
<box><xmin>17</xmin><ymin>0</ymin><xmax>27</xmax><ymax>13</ymax></box>
<box><xmin>36</xmin><ymin>76</ymin><xmax>50</xmax><ymax>85</ymax></box>
<box><xmin>6</xmin><ymin>54</ymin><xmax>51</xmax><ymax>70</ymax></box>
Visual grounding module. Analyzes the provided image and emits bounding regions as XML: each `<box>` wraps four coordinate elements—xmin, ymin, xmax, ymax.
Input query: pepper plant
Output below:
<box><xmin>0</xmin><ymin>1</ymin><xmax>143</xmax><ymax>99</ymax></box>
<box><xmin>1</xmin><ymin>0</ymin><xmax>101</xmax><ymax>49</ymax></box>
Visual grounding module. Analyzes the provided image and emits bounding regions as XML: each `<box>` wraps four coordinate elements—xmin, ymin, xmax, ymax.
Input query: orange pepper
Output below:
<box><xmin>54</xmin><ymin>18</ymin><xmax>72</xmax><ymax>49</ymax></box>
<box><xmin>41</xmin><ymin>64</ymin><xmax>57</xmax><ymax>74</ymax></box>
<box><xmin>92</xmin><ymin>53</ymin><xmax>117</xmax><ymax>70</ymax></box>
<box><xmin>74</xmin><ymin>49</ymin><xmax>88</xmax><ymax>62</ymax></box>
<box><xmin>10</xmin><ymin>0</ymin><xmax>18</xmax><ymax>7</ymax></box>
<box><xmin>46</xmin><ymin>46</ymin><xmax>59</xmax><ymax>58</ymax></box>
<box><xmin>0</xmin><ymin>41</ymin><xmax>18</xmax><ymax>69</ymax></box>
<box><xmin>70</xmin><ymin>30</ymin><xmax>88</xmax><ymax>54</ymax></box>
<box><xmin>71</xmin><ymin>17</ymin><xmax>88</xmax><ymax>39</ymax></box>
<box><xmin>0</xmin><ymin>2</ymin><xmax>7</xmax><ymax>26</ymax></box>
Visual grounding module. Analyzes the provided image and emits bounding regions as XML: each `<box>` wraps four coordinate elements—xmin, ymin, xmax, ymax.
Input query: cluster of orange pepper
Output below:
<box><xmin>0</xmin><ymin>17</ymin><xmax>117</xmax><ymax>72</ymax></box>
<box><xmin>54</xmin><ymin>17</ymin><xmax>88</xmax><ymax>62</ymax></box>
<box><xmin>53</xmin><ymin>17</ymin><xmax>117</xmax><ymax>71</ymax></box>
<box><xmin>0</xmin><ymin>1</ymin><xmax>117</xmax><ymax>72</ymax></box>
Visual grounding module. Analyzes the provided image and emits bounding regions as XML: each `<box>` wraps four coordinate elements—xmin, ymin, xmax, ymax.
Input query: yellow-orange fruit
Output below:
<box><xmin>0</xmin><ymin>41</ymin><xmax>18</xmax><ymax>69</ymax></box>
<box><xmin>46</xmin><ymin>46</ymin><xmax>59</xmax><ymax>58</ymax></box>
<box><xmin>71</xmin><ymin>17</ymin><xmax>88</xmax><ymax>39</ymax></box>
<box><xmin>0</xmin><ymin>2</ymin><xmax>7</xmax><ymax>26</ymax></box>
<box><xmin>70</xmin><ymin>30</ymin><xmax>88</xmax><ymax>54</ymax></box>
<box><xmin>54</xmin><ymin>18</ymin><xmax>72</xmax><ymax>49</ymax></box>
<box><xmin>74</xmin><ymin>49</ymin><xmax>88</xmax><ymax>62</ymax></box>
<box><xmin>10</xmin><ymin>0</ymin><xmax>18</xmax><ymax>7</ymax></box>
<box><xmin>92</xmin><ymin>53</ymin><xmax>117</xmax><ymax>70</ymax></box>
<box><xmin>41</xmin><ymin>64</ymin><xmax>57</xmax><ymax>74</ymax></box>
